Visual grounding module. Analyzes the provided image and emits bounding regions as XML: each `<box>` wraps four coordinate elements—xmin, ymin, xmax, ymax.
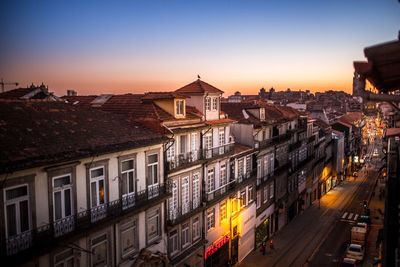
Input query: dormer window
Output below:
<box><xmin>260</xmin><ymin>108</ymin><xmax>265</xmax><ymax>121</ymax></box>
<box><xmin>175</xmin><ymin>99</ymin><xmax>185</xmax><ymax>116</ymax></box>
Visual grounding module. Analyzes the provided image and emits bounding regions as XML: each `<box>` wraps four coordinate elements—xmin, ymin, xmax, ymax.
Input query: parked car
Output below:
<box><xmin>341</xmin><ymin>257</ymin><xmax>357</xmax><ymax>267</ymax></box>
<box><xmin>346</xmin><ymin>244</ymin><xmax>364</xmax><ymax>261</ymax></box>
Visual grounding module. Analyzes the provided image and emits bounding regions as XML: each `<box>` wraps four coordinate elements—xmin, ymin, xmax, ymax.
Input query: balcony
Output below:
<box><xmin>237</xmin><ymin>169</ymin><xmax>256</xmax><ymax>184</ymax></box>
<box><xmin>206</xmin><ymin>179</ymin><xmax>235</xmax><ymax>202</ymax></box>
<box><xmin>167</xmin><ymin>200</ymin><xmax>202</xmax><ymax>225</ymax></box>
<box><xmin>202</xmin><ymin>143</ymin><xmax>234</xmax><ymax>160</ymax></box>
<box><xmin>256</xmin><ymin>172</ymin><xmax>273</xmax><ymax>187</ymax></box>
<box><xmin>2</xmin><ymin>182</ymin><xmax>171</xmax><ymax>257</ymax></box>
<box><xmin>257</xmin><ymin>132</ymin><xmax>292</xmax><ymax>149</ymax></box>
<box><xmin>167</xmin><ymin>150</ymin><xmax>202</xmax><ymax>172</ymax></box>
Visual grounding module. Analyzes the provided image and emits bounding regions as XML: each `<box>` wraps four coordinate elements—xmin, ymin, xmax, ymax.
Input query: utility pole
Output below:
<box><xmin>0</xmin><ymin>78</ymin><xmax>19</xmax><ymax>93</ymax></box>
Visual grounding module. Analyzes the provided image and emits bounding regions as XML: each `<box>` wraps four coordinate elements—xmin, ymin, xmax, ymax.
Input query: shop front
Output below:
<box><xmin>238</xmin><ymin>204</ymin><xmax>256</xmax><ymax>262</ymax></box>
<box><xmin>255</xmin><ymin>204</ymin><xmax>275</xmax><ymax>247</ymax></box>
<box><xmin>205</xmin><ymin>235</ymin><xmax>230</xmax><ymax>267</ymax></box>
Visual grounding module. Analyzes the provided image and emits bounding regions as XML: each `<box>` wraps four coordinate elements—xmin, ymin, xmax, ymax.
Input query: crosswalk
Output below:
<box><xmin>340</xmin><ymin>212</ymin><xmax>359</xmax><ymax>223</ymax></box>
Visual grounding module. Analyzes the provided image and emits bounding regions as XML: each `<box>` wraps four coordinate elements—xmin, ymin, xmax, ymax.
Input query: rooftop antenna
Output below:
<box><xmin>0</xmin><ymin>78</ymin><xmax>19</xmax><ymax>93</ymax></box>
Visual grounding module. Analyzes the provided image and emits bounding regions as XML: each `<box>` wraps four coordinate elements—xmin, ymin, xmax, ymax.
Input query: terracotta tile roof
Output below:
<box><xmin>313</xmin><ymin>118</ymin><xmax>331</xmax><ymax>130</ymax></box>
<box><xmin>175</xmin><ymin>79</ymin><xmax>224</xmax><ymax>94</ymax></box>
<box><xmin>205</xmin><ymin>118</ymin><xmax>237</xmax><ymax>125</ymax></box>
<box><xmin>0</xmin><ymin>100</ymin><xmax>166</xmax><ymax>173</ymax></box>
<box><xmin>0</xmin><ymin>88</ymin><xmax>34</xmax><ymax>99</ymax></box>
<box><xmin>142</xmin><ymin>92</ymin><xmax>187</xmax><ymax>100</ymax></box>
<box><xmin>62</xmin><ymin>95</ymin><xmax>98</xmax><ymax>107</ymax></box>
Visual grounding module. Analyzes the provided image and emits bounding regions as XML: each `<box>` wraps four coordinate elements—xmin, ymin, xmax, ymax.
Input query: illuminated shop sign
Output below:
<box><xmin>204</xmin><ymin>235</ymin><xmax>230</xmax><ymax>260</ymax></box>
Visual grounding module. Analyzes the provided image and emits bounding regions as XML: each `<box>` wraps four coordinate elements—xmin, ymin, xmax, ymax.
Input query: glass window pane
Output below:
<box><xmin>148</xmin><ymin>154</ymin><xmax>158</xmax><ymax>164</ymax></box>
<box><xmin>6</xmin><ymin>204</ymin><xmax>17</xmax><ymax>236</ymax></box>
<box><xmin>91</xmin><ymin>183</ymin><xmax>97</xmax><ymax>207</ymax></box>
<box><xmin>128</xmin><ymin>172</ymin><xmax>134</xmax><ymax>193</ymax></box>
<box><xmin>54</xmin><ymin>191</ymin><xmax>62</xmax><ymax>220</ymax></box>
<box><xmin>6</xmin><ymin>186</ymin><xmax>27</xmax><ymax>200</ymax></box>
<box><xmin>153</xmin><ymin>166</ymin><xmax>158</xmax><ymax>184</ymax></box>
<box><xmin>65</xmin><ymin>189</ymin><xmax>72</xmax><ymax>217</ymax></box>
<box><xmin>99</xmin><ymin>180</ymin><xmax>105</xmax><ymax>204</ymax></box>
<box><xmin>91</xmin><ymin>168</ymin><xmax>104</xmax><ymax>178</ymax></box>
<box><xmin>121</xmin><ymin>160</ymin><xmax>134</xmax><ymax>172</ymax></box>
<box><xmin>20</xmin><ymin>200</ymin><xmax>29</xmax><ymax>232</ymax></box>
<box><xmin>121</xmin><ymin>173</ymin><xmax>128</xmax><ymax>195</ymax></box>
<box><xmin>54</xmin><ymin>176</ymin><xmax>71</xmax><ymax>188</ymax></box>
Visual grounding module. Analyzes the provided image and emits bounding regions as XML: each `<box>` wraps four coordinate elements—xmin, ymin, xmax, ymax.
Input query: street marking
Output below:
<box><xmin>354</xmin><ymin>214</ymin><xmax>359</xmax><ymax>221</ymax></box>
<box><xmin>348</xmin><ymin>213</ymin><xmax>354</xmax><ymax>220</ymax></box>
<box><xmin>342</xmin><ymin>212</ymin><xmax>348</xmax><ymax>219</ymax></box>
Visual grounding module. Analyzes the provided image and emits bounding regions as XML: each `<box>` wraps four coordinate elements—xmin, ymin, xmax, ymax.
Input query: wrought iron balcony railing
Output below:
<box><xmin>206</xmin><ymin>179</ymin><xmax>235</xmax><ymax>202</ymax></box>
<box><xmin>202</xmin><ymin>143</ymin><xmax>234</xmax><ymax>160</ymax></box>
<box><xmin>2</xmin><ymin>182</ymin><xmax>171</xmax><ymax>257</ymax></box>
<box><xmin>257</xmin><ymin>132</ymin><xmax>292</xmax><ymax>149</ymax></box>
<box><xmin>167</xmin><ymin>200</ymin><xmax>202</xmax><ymax>224</ymax></box>
<box><xmin>166</xmin><ymin>150</ymin><xmax>202</xmax><ymax>171</ymax></box>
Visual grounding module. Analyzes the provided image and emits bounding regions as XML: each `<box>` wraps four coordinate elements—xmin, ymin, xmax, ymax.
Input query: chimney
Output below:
<box><xmin>67</xmin><ymin>90</ymin><xmax>77</xmax><ymax>96</ymax></box>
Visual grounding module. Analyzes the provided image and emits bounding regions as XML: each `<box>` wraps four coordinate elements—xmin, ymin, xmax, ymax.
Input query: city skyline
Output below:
<box><xmin>1</xmin><ymin>0</ymin><xmax>399</xmax><ymax>96</ymax></box>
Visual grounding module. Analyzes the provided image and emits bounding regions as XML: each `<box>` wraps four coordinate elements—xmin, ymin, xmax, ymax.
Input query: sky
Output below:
<box><xmin>0</xmin><ymin>0</ymin><xmax>399</xmax><ymax>96</ymax></box>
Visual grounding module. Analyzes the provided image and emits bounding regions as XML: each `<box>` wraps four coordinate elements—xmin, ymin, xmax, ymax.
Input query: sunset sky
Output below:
<box><xmin>1</xmin><ymin>0</ymin><xmax>399</xmax><ymax>96</ymax></box>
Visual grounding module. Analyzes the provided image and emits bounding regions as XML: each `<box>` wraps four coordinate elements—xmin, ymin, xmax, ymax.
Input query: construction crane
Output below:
<box><xmin>0</xmin><ymin>78</ymin><xmax>19</xmax><ymax>93</ymax></box>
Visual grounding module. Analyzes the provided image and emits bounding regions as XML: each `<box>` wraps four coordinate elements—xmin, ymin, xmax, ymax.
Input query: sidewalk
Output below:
<box><xmin>237</xmin><ymin>179</ymin><xmax>361</xmax><ymax>267</ymax></box>
<box><xmin>362</xmin><ymin>176</ymin><xmax>384</xmax><ymax>266</ymax></box>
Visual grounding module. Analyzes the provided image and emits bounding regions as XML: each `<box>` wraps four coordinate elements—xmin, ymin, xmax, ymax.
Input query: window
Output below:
<box><xmin>120</xmin><ymin>218</ymin><xmax>138</xmax><ymax>258</ymax></box>
<box><xmin>4</xmin><ymin>185</ymin><xmax>31</xmax><ymax>238</ymax></box>
<box><xmin>205</xmin><ymin>97</ymin><xmax>211</xmax><ymax>111</ymax></box>
<box><xmin>169</xmin><ymin>180</ymin><xmax>178</xmax><ymax>220</ymax></box>
<box><xmin>90</xmin><ymin>167</ymin><xmax>106</xmax><ymax>208</ymax></box>
<box><xmin>238</xmin><ymin>159</ymin><xmax>244</xmax><ymax>178</ymax></box>
<box><xmin>220</xmin><ymin>164</ymin><xmax>227</xmax><ymax>187</ymax></box>
<box><xmin>54</xmin><ymin>248</ymin><xmax>75</xmax><ymax>267</ymax></box>
<box><xmin>220</xmin><ymin>201</ymin><xmax>227</xmax><ymax>221</ymax></box>
<box><xmin>240</xmin><ymin>190</ymin><xmax>247</xmax><ymax>207</ymax></box>
<box><xmin>192</xmin><ymin>174</ymin><xmax>200</xmax><ymax>208</ymax></box>
<box><xmin>181</xmin><ymin>222</ymin><xmax>190</xmax><ymax>248</ymax></box>
<box><xmin>256</xmin><ymin>191</ymin><xmax>261</xmax><ymax>209</ymax></box>
<box><xmin>180</xmin><ymin>135</ymin><xmax>187</xmax><ymax>154</ymax></box>
<box><xmin>248</xmin><ymin>186</ymin><xmax>254</xmax><ymax>202</ymax></box>
<box><xmin>263</xmin><ymin>186</ymin><xmax>268</xmax><ymax>203</ymax></box>
<box><xmin>121</xmin><ymin>159</ymin><xmax>135</xmax><ymax>197</ymax></box>
<box><xmin>52</xmin><ymin>174</ymin><xmax>73</xmax><ymax>221</ymax></box>
<box><xmin>166</xmin><ymin>141</ymin><xmax>175</xmax><ymax>161</ymax></box>
<box><xmin>270</xmin><ymin>183</ymin><xmax>274</xmax><ymax>199</ymax></box>
<box><xmin>207</xmin><ymin>168</ymin><xmax>215</xmax><ymax>193</ymax></box>
<box><xmin>212</xmin><ymin>97</ymin><xmax>218</xmax><ymax>110</ymax></box>
<box><xmin>260</xmin><ymin>108</ymin><xmax>265</xmax><ymax>120</ymax></box>
<box><xmin>206</xmin><ymin>208</ymin><xmax>215</xmax><ymax>231</ymax></box>
<box><xmin>246</xmin><ymin>156</ymin><xmax>251</xmax><ymax>175</ymax></box>
<box><xmin>147</xmin><ymin>207</ymin><xmax>161</xmax><ymax>243</ymax></box>
<box><xmin>204</xmin><ymin>134</ymin><xmax>212</xmax><ymax>149</ymax></box>
<box><xmin>263</xmin><ymin>156</ymin><xmax>268</xmax><ymax>176</ymax></box>
<box><xmin>257</xmin><ymin>159</ymin><xmax>261</xmax><ymax>179</ymax></box>
<box><xmin>176</xmin><ymin>99</ymin><xmax>184</xmax><ymax>116</ymax></box>
<box><xmin>192</xmin><ymin>216</ymin><xmax>200</xmax><ymax>241</ymax></box>
<box><xmin>268</xmin><ymin>154</ymin><xmax>274</xmax><ymax>174</ymax></box>
<box><xmin>169</xmin><ymin>229</ymin><xmax>179</xmax><ymax>255</ymax></box>
<box><xmin>147</xmin><ymin>154</ymin><xmax>159</xmax><ymax>185</ymax></box>
<box><xmin>219</xmin><ymin>129</ymin><xmax>225</xmax><ymax>146</ymax></box>
<box><xmin>91</xmin><ymin>233</ymin><xmax>109</xmax><ymax>267</ymax></box>
<box><xmin>182</xmin><ymin>177</ymin><xmax>189</xmax><ymax>214</ymax></box>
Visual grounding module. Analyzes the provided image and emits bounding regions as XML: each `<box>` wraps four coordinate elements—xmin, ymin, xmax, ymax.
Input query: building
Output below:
<box><xmin>0</xmin><ymin>100</ymin><xmax>170</xmax><ymax>266</ymax></box>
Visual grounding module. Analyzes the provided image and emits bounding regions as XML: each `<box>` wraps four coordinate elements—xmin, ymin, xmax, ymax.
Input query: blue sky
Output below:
<box><xmin>1</xmin><ymin>0</ymin><xmax>399</xmax><ymax>95</ymax></box>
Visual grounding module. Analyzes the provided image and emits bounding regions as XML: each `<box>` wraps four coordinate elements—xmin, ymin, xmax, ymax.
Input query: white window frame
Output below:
<box><xmin>182</xmin><ymin>177</ymin><xmax>190</xmax><ymax>214</ymax></box>
<box><xmin>256</xmin><ymin>191</ymin><xmax>261</xmax><ymax>209</ymax></box>
<box><xmin>219</xmin><ymin>129</ymin><xmax>225</xmax><ymax>147</ymax></box>
<box><xmin>166</xmin><ymin>141</ymin><xmax>175</xmax><ymax>161</ymax></box>
<box><xmin>240</xmin><ymin>190</ymin><xmax>247</xmax><ymax>207</ymax></box>
<box><xmin>192</xmin><ymin>216</ymin><xmax>200</xmax><ymax>241</ymax></box>
<box><xmin>212</xmin><ymin>97</ymin><xmax>218</xmax><ymax>111</ymax></box>
<box><xmin>207</xmin><ymin>168</ymin><xmax>215</xmax><ymax>193</ymax></box>
<box><xmin>169</xmin><ymin>229</ymin><xmax>179</xmax><ymax>255</ymax></box>
<box><xmin>181</xmin><ymin>222</ymin><xmax>190</xmax><ymax>248</ymax></box>
<box><xmin>220</xmin><ymin>201</ymin><xmax>227</xmax><ymax>222</ymax></box>
<box><xmin>270</xmin><ymin>183</ymin><xmax>274</xmax><ymax>199</ymax></box>
<box><xmin>121</xmin><ymin>158</ymin><xmax>135</xmax><ymax>197</ymax></box>
<box><xmin>176</xmin><ymin>99</ymin><xmax>185</xmax><ymax>116</ymax></box>
<box><xmin>192</xmin><ymin>173</ymin><xmax>200</xmax><ymax>208</ymax></box>
<box><xmin>90</xmin><ymin>166</ymin><xmax>106</xmax><ymax>208</ymax></box>
<box><xmin>205</xmin><ymin>97</ymin><xmax>211</xmax><ymax>111</ymax></box>
<box><xmin>147</xmin><ymin>153</ymin><xmax>159</xmax><ymax>186</ymax></box>
<box><xmin>52</xmin><ymin>174</ymin><xmax>73</xmax><ymax>221</ymax></box>
<box><xmin>206</xmin><ymin>208</ymin><xmax>215</xmax><ymax>231</ymax></box>
<box><xmin>248</xmin><ymin>186</ymin><xmax>254</xmax><ymax>202</ymax></box>
<box><xmin>263</xmin><ymin>186</ymin><xmax>268</xmax><ymax>203</ymax></box>
<box><xmin>220</xmin><ymin>163</ymin><xmax>227</xmax><ymax>187</ymax></box>
<box><xmin>204</xmin><ymin>134</ymin><xmax>212</xmax><ymax>149</ymax></box>
<box><xmin>4</xmin><ymin>184</ymin><xmax>31</xmax><ymax>238</ymax></box>
<box><xmin>169</xmin><ymin>180</ymin><xmax>179</xmax><ymax>220</ymax></box>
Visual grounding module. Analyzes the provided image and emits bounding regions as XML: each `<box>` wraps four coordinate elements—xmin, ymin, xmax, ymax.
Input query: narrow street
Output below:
<box><xmin>239</xmin><ymin>141</ymin><xmax>382</xmax><ymax>267</ymax></box>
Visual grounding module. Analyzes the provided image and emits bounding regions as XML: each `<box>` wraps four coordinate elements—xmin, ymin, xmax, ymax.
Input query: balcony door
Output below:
<box><xmin>52</xmin><ymin>174</ymin><xmax>74</xmax><ymax>236</ymax></box>
<box><xmin>181</xmin><ymin>177</ymin><xmax>190</xmax><ymax>214</ymax></box>
<box><xmin>121</xmin><ymin>158</ymin><xmax>135</xmax><ymax>209</ymax></box>
<box><xmin>90</xmin><ymin>167</ymin><xmax>107</xmax><ymax>222</ymax></box>
<box><xmin>191</xmin><ymin>133</ymin><xmax>198</xmax><ymax>161</ymax></box>
<box><xmin>192</xmin><ymin>174</ymin><xmax>200</xmax><ymax>209</ymax></box>
<box><xmin>169</xmin><ymin>180</ymin><xmax>178</xmax><ymax>221</ymax></box>
<box><xmin>147</xmin><ymin>153</ymin><xmax>159</xmax><ymax>198</ymax></box>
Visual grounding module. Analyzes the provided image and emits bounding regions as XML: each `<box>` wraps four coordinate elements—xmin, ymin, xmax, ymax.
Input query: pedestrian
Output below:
<box><xmin>269</xmin><ymin>239</ymin><xmax>275</xmax><ymax>251</ymax></box>
<box><xmin>260</xmin><ymin>241</ymin><xmax>266</xmax><ymax>255</ymax></box>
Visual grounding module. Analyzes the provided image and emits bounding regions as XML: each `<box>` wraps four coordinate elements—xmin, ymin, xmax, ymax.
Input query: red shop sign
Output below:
<box><xmin>204</xmin><ymin>235</ymin><xmax>230</xmax><ymax>260</ymax></box>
